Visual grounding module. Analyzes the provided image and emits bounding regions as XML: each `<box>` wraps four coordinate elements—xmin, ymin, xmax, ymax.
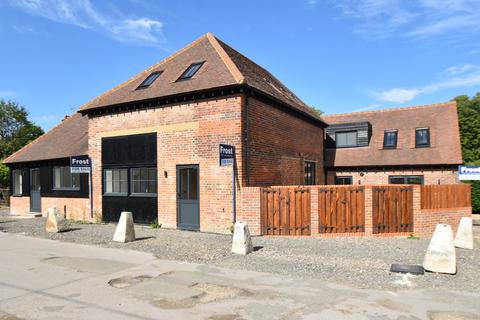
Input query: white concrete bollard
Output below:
<box><xmin>113</xmin><ymin>212</ymin><xmax>136</xmax><ymax>243</ymax></box>
<box><xmin>46</xmin><ymin>207</ymin><xmax>69</xmax><ymax>233</ymax></box>
<box><xmin>423</xmin><ymin>224</ymin><xmax>456</xmax><ymax>274</ymax></box>
<box><xmin>455</xmin><ymin>217</ymin><xmax>473</xmax><ymax>249</ymax></box>
<box><xmin>232</xmin><ymin>221</ymin><xmax>253</xmax><ymax>255</ymax></box>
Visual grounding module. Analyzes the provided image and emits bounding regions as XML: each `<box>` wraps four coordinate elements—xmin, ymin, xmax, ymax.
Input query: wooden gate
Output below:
<box><xmin>260</xmin><ymin>188</ymin><xmax>311</xmax><ymax>235</ymax></box>
<box><xmin>318</xmin><ymin>186</ymin><xmax>365</xmax><ymax>233</ymax></box>
<box><xmin>372</xmin><ymin>186</ymin><xmax>413</xmax><ymax>234</ymax></box>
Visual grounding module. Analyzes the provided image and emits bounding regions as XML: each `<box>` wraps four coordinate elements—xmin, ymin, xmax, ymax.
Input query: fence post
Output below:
<box><xmin>412</xmin><ymin>185</ymin><xmax>421</xmax><ymax>236</ymax></box>
<box><xmin>310</xmin><ymin>188</ymin><xmax>319</xmax><ymax>234</ymax></box>
<box><xmin>364</xmin><ymin>186</ymin><xmax>373</xmax><ymax>235</ymax></box>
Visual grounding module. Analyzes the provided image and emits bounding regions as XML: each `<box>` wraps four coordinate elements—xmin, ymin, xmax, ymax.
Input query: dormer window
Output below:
<box><xmin>177</xmin><ymin>62</ymin><xmax>204</xmax><ymax>81</ymax></box>
<box><xmin>335</xmin><ymin>131</ymin><xmax>357</xmax><ymax>148</ymax></box>
<box><xmin>415</xmin><ymin>128</ymin><xmax>430</xmax><ymax>148</ymax></box>
<box><xmin>137</xmin><ymin>71</ymin><xmax>162</xmax><ymax>89</ymax></box>
<box><xmin>383</xmin><ymin>130</ymin><xmax>398</xmax><ymax>149</ymax></box>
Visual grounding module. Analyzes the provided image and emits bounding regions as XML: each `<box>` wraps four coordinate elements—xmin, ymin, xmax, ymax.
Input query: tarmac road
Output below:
<box><xmin>0</xmin><ymin>232</ymin><xmax>478</xmax><ymax>320</ymax></box>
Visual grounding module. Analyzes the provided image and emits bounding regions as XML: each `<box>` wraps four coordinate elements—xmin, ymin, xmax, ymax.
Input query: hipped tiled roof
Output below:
<box><xmin>322</xmin><ymin>102</ymin><xmax>463</xmax><ymax>167</ymax></box>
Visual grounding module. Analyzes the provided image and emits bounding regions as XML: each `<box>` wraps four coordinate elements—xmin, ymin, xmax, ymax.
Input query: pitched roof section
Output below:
<box><xmin>322</xmin><ymin>102</ymin><xmax>463</xmax><ymax>167</ymax></box>
<box><xmin>79</xmin><ymin>33</ymin><xmax>323</xmax><ymax>122</ymax></box>
<box><xmin>3</xmin><ymin>113</ymin><xmax>88</xmax><ymax>164</ymax></box>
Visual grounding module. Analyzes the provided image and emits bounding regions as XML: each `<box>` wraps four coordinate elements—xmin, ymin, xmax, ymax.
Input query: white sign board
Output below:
<box><xmin>458</xmin><ymin>165</ymin><xmax>480</xmax><ymax>181</ymax></box>
<box><xmin>70</xmin><ymin>156</ymin><xmax>91</xmax><ymax>174</ymax></box>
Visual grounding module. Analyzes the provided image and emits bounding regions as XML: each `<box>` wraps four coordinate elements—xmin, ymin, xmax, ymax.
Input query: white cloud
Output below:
<box><xmin>8</xmin><ymin>0</ymin><xmax>165</xmax><ymax>45</ymax></box>
<box><xmin>373</xmin><ymin>64</ymin><xmax>480</xmax><ymax>103</ymax></box>
<box><xmin>332</xmin><ymin>0</ymin><xmax>480</xmax><ymax>40</ymax></box>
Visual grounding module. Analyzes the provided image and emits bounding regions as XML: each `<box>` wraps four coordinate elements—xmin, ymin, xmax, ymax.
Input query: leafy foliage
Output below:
<box><xmin>0</xmin><ymin>164</ymin><xmax>8</xmax><ymax>188</ymax></box>
<box><xmin>454</xmin><ymin>93</ymin><xmax>480</xmax><ymax>213</ymax></box>
<box><xmin>0</xmin><ymin>100</ymin><xmax>44</xmax><ymax>187</ymax></box>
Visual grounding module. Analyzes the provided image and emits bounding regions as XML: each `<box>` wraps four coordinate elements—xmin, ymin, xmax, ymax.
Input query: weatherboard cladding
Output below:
<box><xmin>322</xmin><ymin>102</ymin><xmax>463</xmax><ymax>168</ymax></box>
<box><xmin>325</xmin><ymin>121</ymin><xmax>371</xmax><ymax>148</ymax></box>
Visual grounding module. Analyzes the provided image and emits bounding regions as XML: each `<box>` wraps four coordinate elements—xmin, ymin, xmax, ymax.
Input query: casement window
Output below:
<box><xmin>104</xmin><ymin>168</ymin><xmax>128</xmax><ymax>195</ymax></box>
<box><xmin>415</xmin><ymin>128</ymin><xmax>430</xmax><ymax>147</ymax></box>
<box><xmin>335</xmin><ymin>131</ymin><xmax>358</xmax><ymax>148</ymax></box>
<box><xmin>12</xmin><ymin>170</ymin><xmax>23</xmax><ymax>195</ymax></box>
<box><xmin>131</xmin><ymin>167</ymin><xmax>157</xmax><ymax>196</ymax></box>
<box><xmin>53</xmin><ymin>166</ymin><xmax>80</xmax><ymax>190</ymax></box>
<box><xmin>335</xmin><ymin>176</ymin><xmax>353</xmax><ymax>185</ymax></box>
<box><xmin>388</xmin><ymin>175</ymin><xmax>424</xmax><ymax>185</ymax></box>
<box><xmin>304</xmin><ymin>161</ymin><xmax>316</xmax><ymax>185</ymax></box>
<box><xmin>177</xmin><ymin>62</ymin><xmax>204</xmax><ymax>81</ymax></box>
<box><xmin>383</xmin><ymin>130</ymin><xmax>398</xmax><ymax>149</ymax></box>
<box><xmin>137</xmin><ymin>71</ymin><xmax>162</xmax><ymax>89</ymax></box>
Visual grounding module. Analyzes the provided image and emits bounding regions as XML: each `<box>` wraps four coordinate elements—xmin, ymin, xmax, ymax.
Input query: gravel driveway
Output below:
<box><xmin>1</xmin><ymin>207</ymin><xmax>479</xmax><ymax>292</ymax></box>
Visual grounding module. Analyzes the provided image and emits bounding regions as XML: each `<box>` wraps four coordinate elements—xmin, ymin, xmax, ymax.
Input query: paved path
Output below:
<box><xmin>0</xmin><ymin>233</ymin><xmax>479</xmax><ymax>320</ymax></box>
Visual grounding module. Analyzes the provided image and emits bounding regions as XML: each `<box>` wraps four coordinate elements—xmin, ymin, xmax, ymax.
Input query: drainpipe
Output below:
<box><xmin>245</xmin><ymin>94</ymin><xmax>250</xmax><ymax>186</ymax></box>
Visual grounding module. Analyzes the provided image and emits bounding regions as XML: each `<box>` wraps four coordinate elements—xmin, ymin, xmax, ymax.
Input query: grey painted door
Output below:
<box><xmin>177</xmin><ymin>165</ymin><xmax>199</xmax><ymax>230</ymax></box>
<box><xmin>30</xmin><ymin>168</ymin><xmax>41</xmax><ymax>212</ymax></box>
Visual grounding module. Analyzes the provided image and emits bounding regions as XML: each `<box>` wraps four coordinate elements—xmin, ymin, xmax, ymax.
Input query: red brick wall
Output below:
<box><xmin>9</xmin><ymin>196</ymin><xmax>90</xmax><ymax>221</ymax></box>
<box><xmin>245</xmin><ymin>98</ymin><xmax>325</xmax><ymax>186</ymax></box>
<box><xmin>415</xmin><ymin>207</ymin><xmax>472</xmax><ymax>237</ymax></box>
<box><xmin>327</xmin><ymin>169</ymin><xmax>458</xmax><ymax>185</ymax></box>
<box><xmin>89</xmin><ymin>95</ymin><xmax>244</xmax><ymax>234</ymax></box>
<box><xmin>9</xmin><ymin>196</ymin><xmax>30</xmax><ymax>215</ymax></box>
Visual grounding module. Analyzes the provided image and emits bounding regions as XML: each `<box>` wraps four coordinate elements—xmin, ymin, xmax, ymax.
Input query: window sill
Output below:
<box><xmin>415</xmin><ymin>145</ymin><xmax>431</xmax><ymax>148</ymax></box>
<box><xmin>382</xmin><ymin>146</ymin><xmax>397</xmax><ymax>150</ymax></box>
<box><xmin>53</xmin><ymin>188</ymin><xmax>80</xmax><ymax>191</ymax></box>
<box><xmin>12</xmin><ymin>194</ymin><xmax>23</xmax><ymax>197</ymax></box>
<box><xmin>103</xmin><ymin>193</ymin><xmax>128</xmax><ymax>197</ymax></box>
<box><xmin>130</xmin><ymin>193</ymin><xmax>157</xmax><ymax>198</ymax></box>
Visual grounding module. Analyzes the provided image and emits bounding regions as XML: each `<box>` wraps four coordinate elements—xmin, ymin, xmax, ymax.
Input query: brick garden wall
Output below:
<box><xmin>9</xmin><ymin>196</ymin><xmax>30</xmax><ymax>215</ymax></box>
<box><xmin>8</xmin><ymin>196</ymin><xmax>90</xmax><ymax>220</ymax></box>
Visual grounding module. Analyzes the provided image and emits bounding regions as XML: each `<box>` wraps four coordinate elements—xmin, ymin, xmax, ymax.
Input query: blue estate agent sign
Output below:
<box><xmin>219</xmin><ymin>144</ymin><xmax>235</xmax><ymax>166</ymax></box>
<box><xmin>70</xmin><ymin>155</ymin><xmax>91</xmax><ymax>173</ymax></box>
<box><xmin>458</xmin><ymin>165</ymin><xmax>480</xmax><ymax>181</ymax></box>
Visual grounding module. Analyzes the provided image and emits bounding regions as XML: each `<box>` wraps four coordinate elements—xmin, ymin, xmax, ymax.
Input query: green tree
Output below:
<box><xmin>454</xmin><ymin>93</ymin><xmax>480</xmax><ymax>213</ymax></box>
<box><xmin>0</xmin><ymin>100</ymin><xmax>44</xmax><ymax>187</ymax></box>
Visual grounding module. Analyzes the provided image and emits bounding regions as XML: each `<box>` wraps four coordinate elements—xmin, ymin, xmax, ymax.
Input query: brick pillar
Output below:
<box><xmin>364</xmin><ymin>186</ymin><xmax>373</xmax><ymax>235</ymax></box>
<box><xmin>412</xmin><ymin>185</ymin><xmax>422</xmax><ymax>235</ymax></box>
<box><xmin>310</xmin><ymin>188</ymin><xmax>319</xmax><ymax>234</ymax></box>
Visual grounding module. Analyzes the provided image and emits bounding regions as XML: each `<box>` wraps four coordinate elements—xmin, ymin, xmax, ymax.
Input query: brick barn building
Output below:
<box><xmin>3</xmin><ymin>33</ymin><xmax>327</xmax><ymax>233</ymax></box>
<box><xmin>3</xmin><ymin>33</ymin><xmax>466</xmax><ymax>235</ymax></box>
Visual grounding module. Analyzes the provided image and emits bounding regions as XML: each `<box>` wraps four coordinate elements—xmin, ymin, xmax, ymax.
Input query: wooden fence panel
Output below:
<box><xmin>260</xmin><ymin>188</ymin><xmax>311</xmax><ymax>235</ymax></box>
<box><xmin>421</xmin><ymin>184</ymin><xmax>471</xmax><ymax>209</ymax></box>
<box><xmin>318</xmin><ymin>186</ymin><xmax>365</xmax><ymax>233</ymax></box>
<box><xmin>372</xmin><ymin>186</ymin><xmax>413</xmax><ymax>234</ymax></box>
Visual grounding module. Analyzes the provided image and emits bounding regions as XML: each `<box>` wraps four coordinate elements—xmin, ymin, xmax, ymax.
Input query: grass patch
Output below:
<box><xmin>407</xmin><ymin>234</ymin><xmax>420</xmax><ymax>240</ymax></box>
<box><xmin>150</xmin><ymin>219</ymin><xmax>162</xmax><ymax>229</ymax></box>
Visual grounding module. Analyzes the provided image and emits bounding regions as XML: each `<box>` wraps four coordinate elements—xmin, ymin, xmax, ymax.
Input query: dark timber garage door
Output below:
<box><xmin>102</xmin><ymin>133</ymin><xmax>158</xmax><ymax>224</ymax></box>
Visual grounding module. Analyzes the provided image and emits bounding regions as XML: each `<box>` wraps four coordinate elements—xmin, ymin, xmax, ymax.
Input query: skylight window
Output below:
<box><xmin>177</xmin><ymin>62</ymin><xmax>204</xmax><ymax>81</ymax></box>
<box><xmin>138</xmin><ymin>71</ymin><xmax>162</xmax><ymax>88</ymax></box>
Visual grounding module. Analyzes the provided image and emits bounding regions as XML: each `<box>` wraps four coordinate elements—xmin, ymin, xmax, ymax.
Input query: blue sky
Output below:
<box><xmin>1</xmin><ymin>0</ymin><xmax>480</xmax><ymax>130</ymax></box>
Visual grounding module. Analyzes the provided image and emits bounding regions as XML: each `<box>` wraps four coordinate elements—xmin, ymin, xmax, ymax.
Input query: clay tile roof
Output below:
<box><xmin>3</xmin><ymin>113</ymin><xmax>88</xmax><ymax>164</ymax></box>
<box><xmin>79</xmin><ymin>33</ymin><xmax>325</xmax><ymax>124</ymax></box>
<box><xmin>322</xmin><ymin>101</ymin><xmax>463</xmax><ymax>167</ymax></box>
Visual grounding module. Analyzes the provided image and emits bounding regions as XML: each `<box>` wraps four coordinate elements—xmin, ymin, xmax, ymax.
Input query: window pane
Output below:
<box><xmin>72</xmin><ymin>173</ymin><xmax>80</xmax><ymax>188</ymax></box>
<box><xmin>54</xmin><ymin>167</ymin><xmax>61</xmax><ymax>189</ymax></box>
<box><xmin>148</xmin><ymin>180</ymin><xmax>157</xmax><ymax>193</ymax></box>
<box><xmin>113</xmin><ymin>178</ymin><xmax>120</xmax><ymax>193</ymax></box>
<box><xmin>336</xmin><ymin>131</ymin><xmax>357</xmax><ymax>147</ymax></box>
<box><xmin>188</xmin><ymin>168</ymin><xmax>198</xmax><ymax>200</ymax></box>
<box><xmin>105</xmin><ymin>170</ymin><xmax>112</xmax><ymax>193</ymax></box>
<box><xmin>416</xmin><ymin>129</ymin><xmax>429</xmax><ymax>146</ymax></box>
<box><xmin>407</xmin><ymin>176</ymin><xmax>423</xmax><ymax>185</ymax></box>
<box><xmin>13</xmin><ymin>170</ymin><xmax>22</xmax><ymax>194</ymax></box>
<box><xmin>179</xmin><ymin>169</ymin><xmax>188</xmax><ymax>199</ymax></box>
<box><xmin>389</xmin><ymin>177</ymin><xmax>405</xmax><ymax>184</ymax></box>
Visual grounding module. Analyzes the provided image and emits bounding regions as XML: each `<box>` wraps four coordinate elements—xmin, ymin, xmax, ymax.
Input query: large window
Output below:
<box><xmin>131</xmin><ymin>167</ymin><xmax>157</xmax><ymax>195</ymax></box>
<box><xmin>104</xmin><ymin>168</ymin><xmax>128</xmax><ymax>195</ymax></box>
<box><xmin>137</xmin><ymin>71</ymin><xmax>162</xmax><ymax>89</ymax></box>
<box><xmin>53</xmin><ymin>166</ymin><xmax>80</xmax><ymax>190</ymax></box>
<box><xmin>12</xmin><ymin>170</ymin><xmax>22</xmax><ymax>195</ymax></box>
<box><xmin>304</xmin><ymin>161</ymin><xmax>316</xmax><ymax>185</ymax></box>
<box><xmin>415</xmin><ymin>128</ymin><xmax>430</xmax><ymax>147</ymax></box>
<box><xmin>335</xmin><ymin>176</ymin><xmax>353</xmax><ymax>185</ymax></box>
<box><xmin>383</xmin><ymin>130</ymin><xmax>398</xmax><ymax>149</ymax></box>
<box><xmin>389</xmin><ymin>175</ymin><xmax>424</xmax><ymax>185</ymax></box>
<box><xmin>335</xmin><ymin>131</ymin><xmax>357</xmax><ymax>148</ymax></box>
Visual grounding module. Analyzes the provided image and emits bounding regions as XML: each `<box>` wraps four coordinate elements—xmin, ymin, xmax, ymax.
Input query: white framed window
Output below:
<box><xmin>53</xmin><ymin>166</ymin><xmax>80</xmax><ymax>190</ymax></box>
<box><xmin>12</xmin><ymin>170</ymin><xmax>23</xmax><ymax>195</ymax></box>
<box><xmin>131</xmin><ymin>167</ymin><xmax>157</xmax><ymax>195</ymax></box>
<box><xmin>104</xmin><ymin>168</ymin><xmax>128</xmax><ymax>195</ymax></box>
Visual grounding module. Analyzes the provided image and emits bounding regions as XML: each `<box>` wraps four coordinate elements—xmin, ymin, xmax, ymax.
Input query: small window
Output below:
<box><xmin>177</xmin><ymin>62</ymin><xmax>204</xmax><ymax>81</ymax></box>
<box><xmin>415</xmin><ymin>128</ymin><xmax>430</xmax><ymax>147</ymax></box>
<box><xmin>131</xmin><ymin>167</ymin><xmax>157</xmax><ymax>195</ymax></box>
<box><xmin>389</xmin><ymin>175</ymin><xmax>424</xmax><ymax>185</ymax></box>
<box><xmin>383</xmin><ymin>130</ymin><xmax>398</xmax><ymax>149</ymax></box>
<box><xmin>137</xmin><ymin>71</ymin><xmax>162</xmax><ymax>88</ymax></box>
<box><xmin>53</xmin><ymin>166</ymin><xmax>80</xmax><ymax>190</ymax></box>
<box><xmin>12</xmin><ymin>170</ymin><xmax>22</xmax><ymax>195</ymax></box>
<box><xmin>335</xmin><ymin>176</ymin><xmax>353</xmax><ymax>185</ymax></box>
<box><xmin>304</xmin><ymin>161</ymin><xmax>316</xmax><ymax>185</ymax></box>
<box><xmin>104</xmin><ymin>168</ymin><xmax>128</xmax><ymax>195</ymax></box>
<box><xmin>336</xmin><ymin>131</ymin><xmax>357</xmax><ymax>148</ymax></box>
